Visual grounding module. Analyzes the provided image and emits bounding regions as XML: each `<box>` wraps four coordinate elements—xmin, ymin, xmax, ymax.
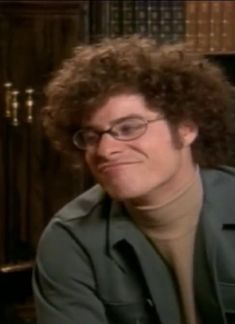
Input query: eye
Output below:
<box><xmin>82</xmin><ymin>130</ymin><xmax>99</xmax><ymax>144</ymax></box>
<box><xmin>115</xmin><ymin>119</ymin><xmax>145</xmax><ymax>137</ymax></box>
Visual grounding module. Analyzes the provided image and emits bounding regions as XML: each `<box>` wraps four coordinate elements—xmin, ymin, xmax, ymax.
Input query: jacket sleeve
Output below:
<box><xmin>32</xmin><ymin>220</ymin><xmax>109</xmax><ymax>324</ymax></box>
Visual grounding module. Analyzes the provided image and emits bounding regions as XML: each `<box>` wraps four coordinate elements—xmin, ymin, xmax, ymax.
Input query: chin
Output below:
<box><xmin>104</xmin><ymin>185</ymin><xmax>146</xmax><ymax>201</ymax></box>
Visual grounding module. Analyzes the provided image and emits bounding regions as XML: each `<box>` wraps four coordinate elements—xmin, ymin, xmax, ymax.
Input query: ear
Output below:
<box><xmin>178</xmin><ymin>121</ymin><xmax>198</xmax><ymax>147</ymax></box>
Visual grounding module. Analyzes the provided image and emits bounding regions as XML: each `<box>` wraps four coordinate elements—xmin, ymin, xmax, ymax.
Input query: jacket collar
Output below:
<box><xmin>108</xmin><ymin>201</ymin><xmax>182</xmax><ymax>324</ymax></box>
<box><xmin>193</xmin><ymin>168</ymin><xmax>235</xmax><ymax>323</ymax></box>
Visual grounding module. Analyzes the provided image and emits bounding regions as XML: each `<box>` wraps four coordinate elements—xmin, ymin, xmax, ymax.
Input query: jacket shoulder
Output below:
<box><xmin>201</xmin><ymin>165</ymin><xmax>235</xmax><ymax>186</ymax></box>
<box><xmin>40</xmin><ymin>184</ymin><xmax>112</xmax><ymax>249</ymax></box>
<box><xmin>55</xmin><ymin>184</ymin><xmax>107</xmax><ymax>222</ymax></box>
<box><xmin>201</xmin><ymin>166</ymin><xmax>235</xmax><ymax>224</ymax></box>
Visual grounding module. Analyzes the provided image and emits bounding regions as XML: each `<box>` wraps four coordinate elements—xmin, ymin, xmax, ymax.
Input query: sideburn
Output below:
<box><xmin>167</xmin><ymin>122</ymin><xmax>184</xmax><ymax>149</ymax></box>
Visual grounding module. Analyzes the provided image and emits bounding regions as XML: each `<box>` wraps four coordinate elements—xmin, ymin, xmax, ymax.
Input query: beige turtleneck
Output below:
<box><xmin>126</xmin><ymin>168</ymin><xmax>203</xmax><ymax>324</ymax></box>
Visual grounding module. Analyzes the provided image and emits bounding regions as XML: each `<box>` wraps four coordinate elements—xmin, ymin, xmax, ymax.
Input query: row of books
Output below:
<box><xmin>185</xmin><ymin>1</ymin><xmax>235</xmax><ymax>54</ymax></box>
<box><xmin>104</xmin><ymin>1</ymin><xmax>184</xmax><ymax>43</ymax></box>
<box><xmin>102</xmin><ymin>1</ymin><xmax>235</xmax><ymax>54</ymax></box>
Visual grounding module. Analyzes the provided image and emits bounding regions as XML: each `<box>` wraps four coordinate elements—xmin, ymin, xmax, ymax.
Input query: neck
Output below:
<box><xmin>128</xmin><ymin>158</ymin><xmax>198</xmax><ymax>208</ymax></box>
<box><xmin>125</xmin><ymin>166</ymin><xmax>203</xmax><ymax>239</ymax></box>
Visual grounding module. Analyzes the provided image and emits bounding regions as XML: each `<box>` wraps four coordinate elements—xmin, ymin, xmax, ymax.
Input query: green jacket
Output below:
<box><xmin>33</xmin><ymin>167</ymin><xmax>235</xmax><ymax>324</ymax></box>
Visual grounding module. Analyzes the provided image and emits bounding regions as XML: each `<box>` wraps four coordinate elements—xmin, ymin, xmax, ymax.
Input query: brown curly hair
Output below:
<box><xmin>42</xmin><ymin>35</ymin><xmax>235</xmax><ymax>168</ymax></box>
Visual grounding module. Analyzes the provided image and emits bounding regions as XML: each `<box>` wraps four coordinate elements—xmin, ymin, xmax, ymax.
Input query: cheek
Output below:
<box><xmin>138</xmin><ymin>134</ymin><xmax>182</xmax><ymax>173</ymax></box>
<box><xmin>137</xmin><ymin>126</ymin><xmax>177</xmax><ymax>158</ymax></box>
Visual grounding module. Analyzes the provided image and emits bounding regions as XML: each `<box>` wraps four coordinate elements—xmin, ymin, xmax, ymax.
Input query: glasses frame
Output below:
<box><xmin>72</xmin><ymin>115</ymin><xmax>164</xmax><ymax>151</ymax></box>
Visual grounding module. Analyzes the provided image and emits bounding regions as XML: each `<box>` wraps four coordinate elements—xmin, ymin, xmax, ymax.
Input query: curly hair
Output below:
<box><xmin>42</xmin><ymin>35</ymin><xmax>235</xmax><ymax>168</ymax></box>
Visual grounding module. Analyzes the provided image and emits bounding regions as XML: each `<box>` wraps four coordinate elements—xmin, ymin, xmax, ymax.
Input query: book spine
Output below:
<box><xmin>185</xmin><ymin>1</ymin><xmax>198</xmax><ymax>52</ymax></box>
<box><xmin>134</xmin><ymin>0</ymin><xmax>148</xmax><ymax>35</ymax></box>
<box><xmin>159</xmin><ymin>0</ymin><xmax>173</xmax><ymax>43</ymax></box>
<box><xmin>147</xmin><ymin>0</ymin><xmax>161</xmax><ymax>41</ymax></box>
<box><xmin>122</xmin><ymin>0</ymin><xmax>135</xmax><ymax>35</ymax></box>
<box><xmin>89</xmin><ymin>1</ymin><xmax>109</xmax><ymax>42</ymax></box>
<box><xmin>209</xmin><ymin>1</ymin><xmax>223</xmax><ymax>53</ymax></box>
<box><xmin>221</xmin><ymin>1</ymin><xmax>235</xmax><ymax>53</ymax></box>
<box><xmin>108</xmin><ymin>0</ymin><xmax>122</xmax><ymax>37</ymax></box>
<box><xmin>196</xmin><ymin>1</ymin><xmax>210</xmax><ymax>53</ymax></box>
<box><xmin>101</xmin><ymin>1</ymin><xmax>111</xmax><ymax>39</ymax></box>
<box><xmin>171</xmin><ymin>0</ymin><xmax>185</xmax><ymax>43</ymax></box>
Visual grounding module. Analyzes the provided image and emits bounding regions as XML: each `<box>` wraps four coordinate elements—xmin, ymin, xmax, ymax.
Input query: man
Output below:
<box><xmin>33</xmin><ymin>36</ymin><xmax>235</xmax><ymax>324</ymax></box>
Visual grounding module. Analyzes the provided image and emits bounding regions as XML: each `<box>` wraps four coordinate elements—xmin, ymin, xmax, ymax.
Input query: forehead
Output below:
<box><xmin>84</xmin><ymin>93</ymin><xmax>157</xmax><ymax>126</ymax></box>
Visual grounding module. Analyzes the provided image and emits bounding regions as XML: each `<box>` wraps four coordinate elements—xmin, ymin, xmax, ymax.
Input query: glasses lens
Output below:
<box><xmin>73</xmin><ymin>117</ymin><xmax>150</xmax><ymax>150</ymax></box>
<box><xmin>113</xmin><ymin>118</ymin><xmax>146</xmax><ymax>140</ymax></box>
<box><xmin>73</xmin><ymin>130</ymin><xmax>99</xmax><ymax>150</ymax></box>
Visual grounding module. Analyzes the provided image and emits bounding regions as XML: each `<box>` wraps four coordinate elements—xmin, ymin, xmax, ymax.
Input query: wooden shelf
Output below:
<box><xmin>0</xmin><ymin>261</ymin><xmax>33</xmax><ymax>274</ymax></box>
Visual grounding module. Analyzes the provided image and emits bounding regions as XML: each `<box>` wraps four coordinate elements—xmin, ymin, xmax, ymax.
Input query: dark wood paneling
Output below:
<box><xmin>0</xmin><ymin>2</ymin><xmax>91</xmax><ymax>323</ymax></box>
<box><xmin>0</xmin><ymin>0</ymin><xmax>90</xmax><ymax>264</ymax></box>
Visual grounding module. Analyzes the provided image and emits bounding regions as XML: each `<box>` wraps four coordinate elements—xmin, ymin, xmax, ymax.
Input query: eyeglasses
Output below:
<box><xmin>73</xmin><ymin>115</ymin><xmax>164</xmax><ymax>151</ymax></box>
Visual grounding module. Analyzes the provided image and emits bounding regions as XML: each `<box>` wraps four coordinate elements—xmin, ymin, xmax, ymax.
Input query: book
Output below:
<box><xmin>122</xmin><ymin>0</ymin><xmax>135</xmax><ymax>35</ymax></box>
<box><xmin>221</xmin><ymin>1</ymin><xmax>235</xmax><ymax>53</ymax></box>
<box><xmin>159</xmin><ymin>0</ymin><xmax>173</xmax><ymax>43</ymax></box>
<box><xmin>171</xmin><ymin>0</ymin><xmax>185</xmax><ymax>43</ymax></box>
<box><xmin>209</xmin><ymin>1</ymin><xmax>223</xmax><ymax>53</ymax></box>
<box><xmin>196</xmin><ymin>1</ymin><xmax>211</xmax><ymax>53</ymax></box>
<box><xmin>185</xmin><ymin>1</ymin><xmax>198</xmax><ymax>52</ymax></box>
<box><xmin>108</xmin><ymin>0</ymin><xmax>122</xmax><ymax>37</ymax></box>
<box><xmin>134</xmin><ymin>0</ymin><xmax>148</xmax><ymax>35</ymax></box>
<box><xmin>147</xmin><ymin>0</ymin><xmax>161</xmax><ymax>41</ymax></box>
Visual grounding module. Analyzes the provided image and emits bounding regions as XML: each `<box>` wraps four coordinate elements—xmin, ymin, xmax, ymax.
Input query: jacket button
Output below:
<box><xmin>146</xmin><ymin>298</ymin><xmax>154</xmax><ymax>308</ymax></box>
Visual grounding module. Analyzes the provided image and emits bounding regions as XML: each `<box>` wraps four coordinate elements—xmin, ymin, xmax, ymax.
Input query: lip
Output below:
<box><xmin>97</xmin><ymin>161</ymin><xmax>139</xmax><ymax>173</ymax></box>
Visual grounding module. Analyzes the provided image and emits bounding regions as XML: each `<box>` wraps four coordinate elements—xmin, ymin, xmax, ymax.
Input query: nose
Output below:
<box><xmin>95</xmin><ymin>133</ymin><xmax>123</xmax><ymax>158</ymax></box>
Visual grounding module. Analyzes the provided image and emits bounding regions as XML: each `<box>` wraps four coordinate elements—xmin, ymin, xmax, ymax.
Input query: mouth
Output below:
<box><xmin>97</xmin><ymin>161</ymin><xmax>139</xmax><ymax>173</ymax></box>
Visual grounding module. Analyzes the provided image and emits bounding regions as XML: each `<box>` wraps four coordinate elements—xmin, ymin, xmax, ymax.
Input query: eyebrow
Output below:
<box><xmin>82</xmin><ymin>113</ymin><xmax>149</xmax><ymax>130</ymax></box>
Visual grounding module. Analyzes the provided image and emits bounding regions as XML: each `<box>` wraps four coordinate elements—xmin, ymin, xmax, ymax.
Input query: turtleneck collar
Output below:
<box><xmin>125</xmin><ymin>166</ymin><xmax>203</xmax><ymax>240</ymax></box>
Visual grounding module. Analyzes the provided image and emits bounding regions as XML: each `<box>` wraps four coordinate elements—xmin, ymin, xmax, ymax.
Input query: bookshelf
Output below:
<box><xmin>185</xmin><ymin>1</ymin><xmax>235</xmax><ymax>54</ymax></box>
<box><xmin>92</xmin><ymin>1</ymin><xmax>235</xmax><ymax>55</ymax></box>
